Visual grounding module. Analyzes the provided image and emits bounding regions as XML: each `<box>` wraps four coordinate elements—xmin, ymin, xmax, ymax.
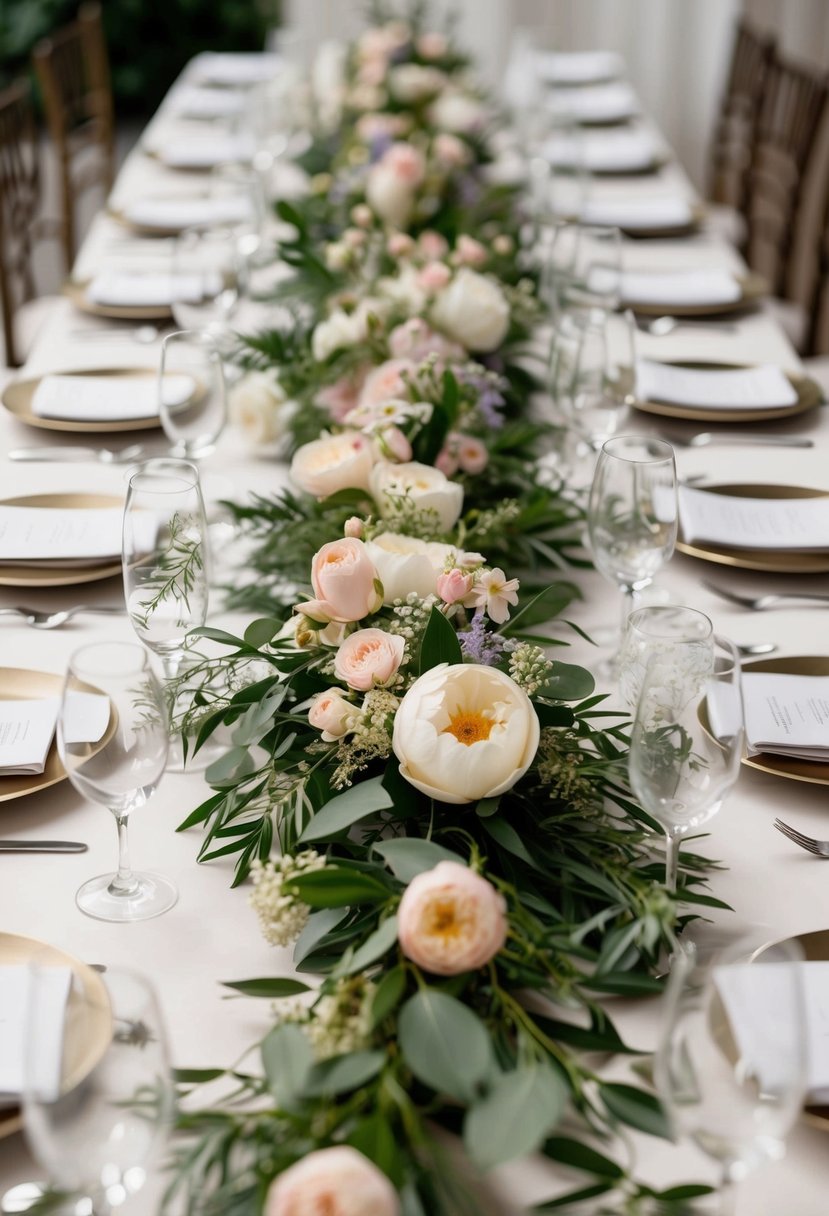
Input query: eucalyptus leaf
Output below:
<box><xmin>336</xmin><ymin>916</ymin><xmax>398</xmax><ymax>976</ymax></box>
<box><xmin>243</xmin><ymin>618</ymin><xmax>283</xmax><ymax>648</ymax></box>
<box><xmin>302</xmin><ymin>1050</ymin><xmax>385</xmax><ymax>1097</ymax></box>
<box><xmin>464</xmin><ymin>1064</ymin><xmax>567</xmax><ymax>1169</ymax></box>
<box><xmin>599</xmin><ymin>1082</ymin><xmax>671</xmax><ymax>1139</ymax></box>
<box><xmin>286</xmin><ymin>866</ymin><xmax>392</xmax><ymax>908</ymax></box>
<box><xmin>398</xmin><ymin>989</ymin><xmax>492</xmax><ymax>1103</ymax></box>
<box><xmin>293</xmin><ymin>908</ymin><xmax>349</xmax><ymax>965</ymax></box>
<box><xmin>419</xmin><ymin>606</ymin><xmax>463</xmax><ymax>674</ymax></box>
<box><xmin>222</xmin><ymin>978</ymin><xmax>311</xmax><ymax>999</ymax></box>
<box><xmin>261</xmin><ymin>1024</ymin><xmax>313</xmax><ymax>1109</ymax></box>
<box><xmin>298</xmin><ymin>775</ymin><xmax>394</xmax><ymax>844</ymax></box>
<box><xmin>371</xmin><ymin>966</ymin><xmax>407</xmax><ymax>1029</ymax></box>
<box><xmin>373</xmin><ymin>837</ymin><xmax>463</xmax><ymax>882</ymax></box>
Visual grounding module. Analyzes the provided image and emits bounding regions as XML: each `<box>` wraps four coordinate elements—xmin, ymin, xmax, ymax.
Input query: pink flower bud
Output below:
<box><xmin>418</xmin><ymin>230</ymin><xmax>449</xmax><ymax>259</ymax></box>
<box><xmin>387</xmin><ymin>232</ymin><xmax>415</xmax><ymax>258</ymax></box>
<box><xmin>344</xmin><ymin>516</ymin><xmax>364</xmax><ymax>538</ymax></box>
<box><xmin>435</xmin><ymin>447</ymin><xmax>459</xmax><ymax>477</ymax></box>
<box><xmin>436</xmin><ymin>568</ymin><xmax>474</xmax><ymax>604</ymax></box>
<box><xmin>457</xmin><ymin>435</ymin><xmax>489</xmax><ymax>475</ymax></box>
<box><xmin>455</xmin><ymin>234</ymin><xmax>487</xmax><ymax>266</ymax></box>
<box><xmin>417</xmin><ymin>261</ymin><xmax>452</xmax><ymax>292</ymax></box>
<box><xmin>380</xmin><ymin>426</ymin><xmax>413</xmax><ymax>463</ymax></box>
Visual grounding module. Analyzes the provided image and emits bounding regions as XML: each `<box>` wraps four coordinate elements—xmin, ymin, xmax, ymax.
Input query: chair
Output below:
<box><xmin>0</xmin><ymin>81</ymin><xmax>47</xmax><ymax>369</ymax></box>
<box><xmin>33</xmin><ymin>2</ymin><xmax>114</xmax><ymax>271</ymax></box>
<box><xmin>708</xmin><ymin>19</ymin><xmax>775</xmax><ymax>212</ymax></box>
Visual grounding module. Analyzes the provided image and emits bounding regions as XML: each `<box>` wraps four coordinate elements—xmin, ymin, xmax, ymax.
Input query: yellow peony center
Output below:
<box><xmin>443</xmin><ymin>709</ymin><xmax>493</xmax><ymax>745</ymax></box>
<box><xmin>425</xmin><ymin>898</ymin><xmax>463</xmax><ymax>939</ymax></box>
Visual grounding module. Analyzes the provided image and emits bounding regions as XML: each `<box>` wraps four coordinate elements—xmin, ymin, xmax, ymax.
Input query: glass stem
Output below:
<box><xmin>665</xmin><ymin>830</ymin><xmax>680</xmax><ymax>894</ymax></box>
<box><xmin>618</xmin><ymin>583</ymin><xmax>636</xmax><ymax>644</ymax></box>
<box><xmin>109</xmin><ymin>814</ymin><xmax>138</xmax><ymax>897</ymax></box>
<box><xmin>718</xmin><ymin>1170</ymin><xmax>739</xmax><ymax>1216</ymax></box>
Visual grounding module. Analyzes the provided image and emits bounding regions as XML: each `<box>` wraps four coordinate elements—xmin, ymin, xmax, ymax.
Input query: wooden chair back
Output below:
<box><xmin>709</xmin><ymin>19</ymin><xmax>775</xmax><ymax>209</ymax></box>
<box><xmin>33</xmin><ymin>2</ymin><xmax>114</xmax><ymax>271</ymax></box>
<box><xmin>0</xmin><ymin>81</ymin><xmax>42</xmax><ymax>368</ymax></box>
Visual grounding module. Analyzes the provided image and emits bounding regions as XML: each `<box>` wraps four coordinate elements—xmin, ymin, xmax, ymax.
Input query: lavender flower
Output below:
<box><xmin>477</xmin><ymin>385</ymin><xmax>505</xmax><ymax>429</ymax></box>
<box><xmin>369</xmin><ymin>133</ymin><xmax>394</xmax><ymax>163</ymax></box>
<box><xmin>459</xmin><ymin>612</ymin><xmax>506</xmax><ymax>665</ymax></box>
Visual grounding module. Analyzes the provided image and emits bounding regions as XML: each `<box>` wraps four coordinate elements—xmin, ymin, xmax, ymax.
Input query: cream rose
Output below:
<box><xmin>308</xmin><ymin>688</ymin><xmax>357</xmax><ymax>741</ymax></box>
<box><xmin>312</xmin><ymin>298</ymin><xmax>386</xmax><ymax>362</ymax></box>
<box><xmin>431</xmin><ymin>269</ymin><xmax>510</xmax><ymax>352</ymax></box>
<box><xmin>265</xmin><ymin>1146</ymin><xmax>399</xmax><ymax>1216</ymax></box>
<box><xmin>228</xmin><ymin>372</ymin><xmax>290</xmax><ymax>447</ymax></box>
<box><xmin>306</xmin><ymin>537</ymin><xmax>382</xmax><ymax>623</ymax></box>
<box><xmin>370</xmin><ymin>461</ymin><xmax>464</xmax><ymax>533</ymax></box>
<box><xmin>334</xmin><ymin>628</ymin><xmax>405</xmax><ymax>691</ymax></box>
<box><xmin>430</xmin><ymin>90</ymin><xmax>487</xmax><ymax>134</ymax></box>
<box><xmin>392</xmin><ymin>663</ymin><xmax>540</xmax><ymax>803</ymax></box>
<box><xmin>397</xmin><ymin>861</ymin><xmax>507</xmax><ymax>975</ymax></box>
<box><xmin>389</xmin><ymin>64</ymin><xmax>446</xmax><ymax>103</ymax></box>
<box><xmin>291</xmin><ymin>431</ymin><xmax>374</xmax><ymax>499</ymax></box>
<box><xmin>366</xmin><ymin>532</ymin><xmax>456</xmax><ymax>604</ymax></box>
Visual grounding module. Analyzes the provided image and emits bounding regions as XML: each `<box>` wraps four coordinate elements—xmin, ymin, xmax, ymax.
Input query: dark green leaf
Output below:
<box><xmin>261</xmin><ymin>1024</ymin><xmax>313</xmax><ymax>1109</ymax></box>
<box><xmin>339</xmin><ymin>916</ymin><xmax>399</xmax><ymax>975</ymax></box>
<box><xmin>543</xmin><ymin>1136</ymin><xmax>625</xmax><ymax>1180</ymax></box>
<box><xmin>303</xmin><ymin>1050</ymin><xmax>385</xmax><ymax>1097</ymax></box>
<box><xmin>371</xmin><ymin>966</ymin><xmax>407</xmax><ymax>1028</ymax></box>
<box><xmin>173</xmin><ymin>1068</ymin><xmax>225</xmax><ymax>1084</ymax></box>
<box><xmin>294</xmin><ymin>908</ymin><xmax>349</xmax><ymax>965</ymax></box>
<box><xmin>286</xmin><ymin>866</ymin><xmax>392</xmax><ymax>908</ymax></box>
<box><xmin>373</xmin><ymin>837</ymin><xmax>463</xmax><ymax>882</ymax></box>
<box><xmin>599</xmin><ymin>1082</ymin><xmax>671</xmax><ymax>1139</ymax></box>
<box><xmin>243</xmin><ymin>618</ymin><xmax>283</xmax><ymax>648</ymax></box>
<box><xmin>419</xmin><ymin>606</ymin><xmax>463</xmax><ymax>674</ymax></box>
<box><xmin>222</xmin><ymin>978</ymin><xmax>311</xmax><ymax>999</ymax></box>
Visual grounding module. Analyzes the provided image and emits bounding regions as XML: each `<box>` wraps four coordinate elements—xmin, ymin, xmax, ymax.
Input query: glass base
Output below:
<box><xmin>76</xmin><ymin>872</ymin><xmax>178</xmax><ymax>922</ymax></box>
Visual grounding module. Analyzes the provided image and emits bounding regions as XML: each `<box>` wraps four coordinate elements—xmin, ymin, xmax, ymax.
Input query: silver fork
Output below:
<box><xmin>0</xmin><ymin>605</ymin><xmax>124</xmax><ymax>629</ymax></box>
<box><xmin>666</xmin><ymin>431</ymin><xmax>813</xmax><ymax>449</ymax></box>
<box><xmin>774</xmin><ymin>818</ymin><xmax>829</xmax><ymax>857</ymax></box>
<box><xmin>703</xmin><ymin>581</ymin><xmax>829</xmax><ymax>610</ymax></box>
<box><xmin>8</xmin><ymin>444</ymin><xmax>145</xmax><ymax>464</ymax></box>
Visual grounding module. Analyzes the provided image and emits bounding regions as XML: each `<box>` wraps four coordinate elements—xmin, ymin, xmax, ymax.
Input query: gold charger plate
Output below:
<box><xmin>0</xmin><ymin>666</ymin><xmax>117</xmax><ymax>804</ymax></box>
<box><xmin>0</xmin><ymin>931</ymin><xmax>111</xmax><ymax>1141</ymax></box>
<box><xmin>0</xmin><ymin>493</ymin><xmax>123</xmax><ymax>587</ymax></box>
<box><xmin>740</xmin><ymin>655</ymin><xmax>829</xmax><ymax>787</ymax></box>
<box><xmin>633</xmin><ymin>361</ymin><xmax>823</xmax><ymax>422</ymax></box>
<box><xmin>626</xmin><ymin>272</ymin><xmax>768</xmax><ymax>317</ymax></box>
<box><xmin>2</xmin><ymin>368</ymin><xmax>164</xmax><ymax>434</ymax></box>
<box><xmin>677</xmin><ymin>483</ymin><xmax>829</xmax><ymax>574</ymax></box>
<box><xmin>63</xmin><ymin>279</ymin><xmax>173</xmax><ymax>321</ymax></box>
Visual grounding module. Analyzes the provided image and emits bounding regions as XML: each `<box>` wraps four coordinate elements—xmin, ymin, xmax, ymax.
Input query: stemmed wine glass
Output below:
<box><xmin>122</xmin><ymin>459</ymin><xmax>209</xmax><ymax>772</ymax></box>
<box><xmin>159</xmin><ymin>330</ymin><xmax>227</xmax><ymax>459</ymax></box>
<box><xmin>57</xmin><ymin>641</ymin><xmax>175</xmax><ymax>922</ymax></box>
<box><xmin>23</xmin><ymin>964</ymin><xmax>173</xmax><ymax>1212</ymax></box>
<box><xmin>171</xmin><ymin>224</ymin><xmax>243</xmax><ymax>347</ymax></box>
<box><xmin>587</xmin><ymin>435</ymin><xmax>678</xmax><ymax>669</ymax></box>
<box><xmin>655</xmin><ymin>937</ymin><xmax>807</xmax><ymax>1214</ymax></box>
<box><xmin>619</xmin><ymin>604</ymin><xmax>714</xmax><ymax>709</ymax></box>
<box><xmin>629</xmin><ymin>635</ymin><xmax>744</xmax><ymax>894</ymax></box>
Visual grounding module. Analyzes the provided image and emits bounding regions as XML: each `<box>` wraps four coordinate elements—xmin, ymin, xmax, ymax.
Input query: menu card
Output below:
<box><xmin>86</xmin><ymin>271</ymin><xmax>223</xmax><ymax>308</ymax></box>
<box><xmin>123</xmin><ymin>195</ymin><xmax>251</xmax><ymax>231</ymax></box>
<box><xmin>678</xmin><ymin>484</ymin><xmax>829</xmax><ymax>551</ymax></box>
<box><xmin>32</xmin><ymin>373</ymin><xmax>194</xmax><ymax>422</ymax></box>
<box><xmin>190</xmin><ymin>51</ymin><xmax>282</xmax><ymax>86</ymax></box>
<box><xmin>0</xmin><ymin>506</ymin><xmax>123</xmax><ymax>564</ymax></box>
<box><xmin>637</xmin><ymin>359</ymin><xmax>798</xmax><ymax>410</ymax></box>
<box><xmin>537</xmin><ymin>50</ymin><xmax>623</xmax><ymax>85</ymax></box>
<box><xmin>580</xmin><ymin>196</ymin><xmax>693</xmax><ymax>230</ymax></box>
<box><xmin>740</xmin><ymin>672</ymin><xmax>829</xmax><ymax>760</ymax></box>
<box><xmin>0</xmin><ymin>966</ymin><xmax>72</xmax><ymax>1102</ymax></box>
<box><xmin>616</xmin><ymin>268</ymin><xmax>742</xmax><ymax>307</ymax></box>
<box><xmin>0</xmin><ymin>691</ymin><xmax>109</xmax><ymax>775</ymax></box>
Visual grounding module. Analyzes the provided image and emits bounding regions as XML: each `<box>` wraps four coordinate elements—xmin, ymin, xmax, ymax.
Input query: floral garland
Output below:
<box><xmin>169</xmin><ymin>9</ymin><xmax>721</xmax><ymax>1215</ymax></box>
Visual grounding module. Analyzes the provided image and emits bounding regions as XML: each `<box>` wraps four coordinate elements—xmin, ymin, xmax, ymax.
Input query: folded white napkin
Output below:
<box><xmin>0</xmin><ymin>691</ymin><xmax>110</xmax><ymax>775</ymax></box>
<box><xmin>123</xmin><ymin>195</ymin><xmax>252</xmax><ymax>231</ymax></box>
<box><xmin>616</xmin><ymin>268</ymin><xmax>742</xmax><ymax>307</ymax></box>
<box><xmin>580</xmin><ymin>196</ymin><xmax>693</xmax><ymax>230</ymax></box>
<box><xmin>154</xmin><ymin>135</ymin><xmax>256</xmax><ymax>169</ymax></box>
<box><xmin>548</xmin><ymin>82</ymin><xmax>638</xmax><ymax>123</ymax></box>
<box><xmin>738</xmin><ymin>672</ymin><xmax>829</xmax><ymax>760</ymax></box>
<box><xmin>0</xmin><ymin>505</ymin><xmax>124</xmax><ymax>563</ymax></box>
<box><xmin>537</xmin><ymin>50</ymin><xmax>624</xmax><ymax>85</ymax></box>
<box><xmin>0</xmin><ymin>966</ymin><xmax>72</xmax><ymax>1101</ymax></box>
<box><xmin>546</xmin><ymin>130</ymin><xmax>658</xmax><ymax>173</ymax></box>
<box><xmin>32</xmin><ymin>373</ymin><xmax>194</xmax><ymax>422</ymax></box>
<box><xmin>86</xmin><ymin>271</ymin><xmax>223</xmax><ymax>308</ymax></box>
<box><xmin>678</xmin><ymin>484</ymin><xmax>829</xmax><ymax>551</ymax></box>
<box><xmin>168</xmin><ymin>85</ymin><xmax>246</xmax><ymax>119</ymax></box>
<box><xmin>637</xmin><ymin>359</ymin><xmax>798</xmax><ymax>410</ymax></box>
<box><xmin>190</xmin><ymin>52</ymin><xmax>282</xmax><ymax>86</ymax></box>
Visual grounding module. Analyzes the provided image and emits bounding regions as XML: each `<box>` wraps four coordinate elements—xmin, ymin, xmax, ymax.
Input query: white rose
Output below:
<box><xmin>366</xmin><ymin>532</ymin><xmax>457</xmax><ymax>604</ymax></box>
<box><xmin>366</xmin><ymin>165</ymin><xmax>416</xmax><ymax>228</ymax></box>
<box><xmin>370</xmin><ymin>460</ymin><xmax>464</xmax><ymax>533</ymax></box>
<box><xmin>291</xmin><ymin>430</ymin><xmax>374</xmax><ymax>498</ymax></box>
<box><xmin>429</xmin><ymin>90</ymin><xmax>487</xmax><ymax>134</ymax></box>
<box><xmin>312</xmin><ymin>298</ymin><xmax>387</xmax><ymax>361</ymax></box>
<box><xmin>392</xmin><ymin>663</ymin><xmax>540</xmax><ymax>804</ymax></box>
<box><xmin>376</xmin><ymin>265</ymin><xmax>428</xmax><ymax>314</ymax></box>
<box><xmin>389</xmin><ymin>64</ymin><xmax>446</xmax><ymax>103</ymax></box>
<box><xmin>431</xmin><ymin>268</ymin><xmax>510</xmax><ymax>352</ymax></box>
<box><xmin>228</xmin><ymin>372</ymin><xmax>288</xmax><ymax>446</ymax></box>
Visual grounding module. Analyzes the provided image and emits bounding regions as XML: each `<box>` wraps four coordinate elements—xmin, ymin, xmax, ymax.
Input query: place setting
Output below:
<box><xmin>633</xmin><ymin>356</ymin><xmax>825</xmax><ymax>422</ymax></box>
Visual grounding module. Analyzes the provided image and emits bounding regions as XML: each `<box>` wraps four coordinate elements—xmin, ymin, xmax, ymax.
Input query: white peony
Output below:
<box><xmin>430</xmin><ymin>89</ymin><xmax>487</xmax><ymax>134</ymax></box>
<box><xmin>366</xmin><ymin>532</ymin><xmax>457</xmax><ymax>604</ymax></box>
<box><xmin>370</xmin><ymin>460</ymin><xmax>464</xmax><ymax>533</ymax></box>
<box><xmin>290</xmin><ymin>430</ymin><xmax>375</xmax><ymax>498</ymax></box>
<box><xmin>389</xmin><ymin>64</ymin><xmax>447</xmax><ymax>103</ymax></box>
<box><xmin>228</xmin><ymin>371</ymin><xmax>289</xmax><ymax>447</ymax></box>
<box><xmin>392</xmin><ymin>663</ymin><xmax>540</xmax><ymax>804</ymax></box>
<box><xmin>430</xmin><ymin>268</ymin><xmax>510</xmax><ymax>352</ymax></box>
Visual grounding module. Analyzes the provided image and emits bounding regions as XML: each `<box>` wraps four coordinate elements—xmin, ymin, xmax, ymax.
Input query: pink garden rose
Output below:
<box><xmin>388</xmin><ymin>318</ymin><xmax>465</xmax><ymax>362</ymax></box>
<box><xmin>417</xmin><ymin>261</ymin><xmax>452</xmax><ymax>292</ymax></box>
<box><xmin>387</xmin><ymin>232</ymin><xmax>415</xmax><ymax>258</ymax></box>
<box><xmin>358</xmin><ymin>359</ymin><xmax>416</xmax><ymax>408</ymax></box>
<box><xmin>306</xmin><ymin>538</ymin><xmax>382</xmax><ymax>623</ymax></box>
<box><xmin>436</xmin><ymin>568</ymin><xmax>474</xmax><ymax>605</ymax></box>
<box><xmin>433</xmin><ymin>132</ymin><xmax>470</xmax><ymax>167</ymax></box>
<box><xmin>455</xmin><ymin>234</ymin><xmax>488</xmax><ymax>267</ymax></box>
<box><xmin>334</xmin><ymin>628</ymin><xmax>405</xmax><ymax>691</ymax></box>
<box><xmin>455</xmin><ymin>433</ymin><xmax>489</xmax><ymax>474</ymax></box>
<box><xmin>418</xmin><ymin>230</ymin><xmax>449</xmax><ymax>260</ymax></box>
<box><xmin>308</xmin><ymin>688</ymin><xmax>356</xmax><ymax>741</ymax></box>
<box><xmin>316</xmin><ymin>370</ymin><xmax>367</xmax><ymax>423</ymax></box>
<box><xmin>397</xmin><ymin>861</ymin><xmax>508</xmax><ymax>975</ymax></box>
<box><xmin>265</xmin><ymin>1147</ymin><xmax>399</xmax><ymax>1216</ymax></box>
<box><xmin>377</xmin><ymin>426</ymin><xmax>413</xmax><ymax>463</ymax></box>
<box><xmin>291</xmin><ymin>431</ymin><xmax>374</xmax><ymax>498</ymax></box>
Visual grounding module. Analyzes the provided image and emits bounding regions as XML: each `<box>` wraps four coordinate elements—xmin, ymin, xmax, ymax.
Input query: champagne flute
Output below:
<box><xmin>587</xmin><ymin>435</ymin><xmax>678</xmax><ymax>667</ymax></box>
<box><xmin>122</xmin><ymin>458</ymin><xmax>209</xmax><ymax>772</ymax></box>
<box><xmin>159</xmin><ymin>330</ymin><xmax>227</xmax><ymax>459</ymax></box>
<box><xmin>619</xmin><ymin>604</ymin><xmax>714</xmax><ymax>709</ymax></box>
<box><xmin>629</xmin><ymin>635</ymin><xmax>744</xmax><ymax>893</ymax></box>
<box><xmin>655</xmin><ymin>937</ymin><xmax>807</xmax><ymax>1214</ymax></box>
<box><xmin>23</xmin><ymin>965</ymin><xmax>173</xmax><ymax>1211</ymax></box>
<box><xmin>57</xmin><ymin>642</ymin><xmax>175</xmax><ymax>921</ymax></box>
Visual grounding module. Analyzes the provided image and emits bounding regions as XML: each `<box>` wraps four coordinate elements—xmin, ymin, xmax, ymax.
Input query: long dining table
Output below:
<box><xmin>1</xmin><ymin>46</ymin><xmax>829</xmax><ymax>1215</ymax></box>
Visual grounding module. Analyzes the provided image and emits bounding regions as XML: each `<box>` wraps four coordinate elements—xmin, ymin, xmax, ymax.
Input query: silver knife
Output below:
<box><xmin>9</xmin><ymin>447</ymin><xmax>104</xmax><ymax>462</ymax></box>
<box><xmin>0</xmin><ymin>840</ymin><xmax>88</xmax><ymax>852</ymax></box>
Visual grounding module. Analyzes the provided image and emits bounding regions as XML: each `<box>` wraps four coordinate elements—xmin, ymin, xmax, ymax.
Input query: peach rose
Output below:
<box><xmin>334</xmin><ymin>628</ymin><xmax>405</xmax><ymax>691</ymax></box>
<box><xmin>359</xmin><ymin>359</ymin><xmax>416</xmax><ymax>409</ymax></box>
<box><xmin>433</xmin><ymin>132</ymin><xmax>470</xmax><ymax>167</ymax></box>
<box><xmin>307</xmin><ymin>538</ymin><xmax>382</xmax><ymax>623</ymax></box>
<box><xmin>308</xmin><ymin>688</ymin><xmax>357</xmax><ymax>741</ymax></box>
<box><xmin>417</xmin><ymin>261</ymin><xmax>452</xmax><ymax>292</ymax></box>
<box><xmin>397</xmin><ymin>861</ymin><xmax>508</xmax><ymax>975</ymax></box>
<box><xmin>418</xmin><ymin>231</ymin><xmax>449</xmax><ymax>260</ymax></box>
<box><xmin>344</xmin><ymin>516</ymin><xmax>364</xmax><ymax>538</ymax></box>
<box><xmin>456</xmin><ymin>434</ymin><xmax>488</xmax><ymax>474</ymax></box>
<box><xmin>436</xmin><ymin>568</ymin><xmax>473</xmax><ymax>604</ymax></box>
<box><xmin>388</xmin><ymin>318</ymin><xmax>465</xmax><ymax>362</ymax></box>
<box><xmin>290</xmin><ymin>431</ymin><xmax>374</xmax><ymax>498</ymax></box>
<box><xmin>387</xmin><ymin>232</ymin><xmax>415</xmax><ymax>258</ymax></box>
<box><xmin>265</xmin><ymin>1147</ymin><xmax>399</xmax><ymax>1216</ymax></box>
<box><xmin>455</xmin><ymin>235</ymin><xmax>488</xmax><ymax>267</ymax></box>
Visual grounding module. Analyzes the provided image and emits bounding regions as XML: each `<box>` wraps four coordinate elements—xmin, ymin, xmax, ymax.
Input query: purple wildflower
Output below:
<box><xmin>477</xmin><ymin>386</ymin><xmax>505</xmax><ymax>429</ymax></box>
<box><xmin>459</xmin><ymin>612</ymin><xmax>505</xmax><ymax>665</ymax></box>
<box><xmin>369</xmin><ymin>133</ymin><xmax>393</xmax><ymax>163</ymax></box>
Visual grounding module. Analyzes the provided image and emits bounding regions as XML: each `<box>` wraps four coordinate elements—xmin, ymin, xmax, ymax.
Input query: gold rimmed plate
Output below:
<box><xmin>740</xmin><ymin>655</ymin><xmax>829</xmax><ymax>787</ymax></box>
<box><xmin>109</xmin><ymin>193</ymin><xmax>212</xmax><ymax>238</ymax></box>
<box><xmin>633</xmin><ymin>361</ymin><xmax>823</xmax><ymax>422</ymax></box>
<box><xmin>677</xmin><ymin>483</ymin><xmax>829</xmax><ymax>574</ymax></box>
<box><xmin>625</xmin><ymin>272</ymin><xmax>768</xmax><ymax>317</ymax></box>
<box><xmin>3</xmin><ymin>368</ymin><xmax>164</xmax><ymax>433</ymax></box>
<box><xmin>0</xmin><ymin>932</ymin><xmax>111</xmax><ymax>1140</ymax></box>
<box><xmin>63</xmin><ymin>279</ymin><xmax>173</xmax><ymax>321</ymax></box>
<box><xmin>0</xmin><ymin>494</ymin><xmax>123</xmax><ymax>587</ymax></box>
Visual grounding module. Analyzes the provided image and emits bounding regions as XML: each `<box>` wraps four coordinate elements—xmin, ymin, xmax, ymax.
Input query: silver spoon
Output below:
<box><xmin>67</xmin><ymin>325</ymin><xmax>162</xmax><ymax>343</ymax></box>
<box><xmin>636</xmin><ymin>315</ymin><xmax>739</xmax><ymax>337</ymax></box>
<box><xmin>737</xmin><ymin>642</ymin><xmax>777</xmax><ymax>656</ymax></box>
<box><xmin>8</xmin><ymin>444</ymin><xmax>145</xmax><ymax>464</ymax></box>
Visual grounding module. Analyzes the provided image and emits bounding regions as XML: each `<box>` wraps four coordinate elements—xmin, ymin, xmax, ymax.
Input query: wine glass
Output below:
<box><xmin>587</xmin><ymin>435</ymin><xmax>678</xmax><ymax>667</ymax></box>
<box><xmin>159</xmin><ymin>330</ymin><xmax>227</xmax><ymax>459</ymax></box>
<box><xmin>57</xmin><ymin>641</ymin><xmax>175</xmax><ymax>922</ymax></box>
<box><xmin>655</xmin><ymin>937</ymin><xmax>807</xmax><ymax>1214</ymax></box>
<box><xmin>171</xmin><ymin>224</ymin><xmax>243</xmax><ymax>345</ymax></box>
<box><xmin>629</xmin><ymin>635</ymin><xmax>744</xmax><ymax>893</ymax></box>
<box><xmin>23</xmin><ymin>964</ymin><xmax>173</xmax><ymax>1212</ymax></box>
<box><xmin>542</xmin><ymin>221</ymin><xmax>621</xmax><ymax>323</ymax></box>
<box><xmin>619</xmin><ymin>604</ymin><xmax>714</xmax><ymax>709</ymax></box>
<box><xmin>122</xmin><ymin>458</ymin><xmax>209</xmax><ymax>772</ymax></box>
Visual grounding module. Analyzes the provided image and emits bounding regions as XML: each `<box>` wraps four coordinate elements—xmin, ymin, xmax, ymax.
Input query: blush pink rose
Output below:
<box><xmin>308</xmin><ymin>688</ymin><xmax>356</xmax><ymax>742</ymax></box>
<box><xmin>435</xmin><ymin>447</ymin><xmax>459</xmax><ymax>477</ymax></box>
<box><xmin>456</xmin><ymin>434</ymin><xmax>489</xmax><ymax>474</ymax></box>
<box><xmin>265</xmin><ymin>1147</ymin><xmax>399</xmax><ymax>1216</ymax></box>
<box><xmin>388</xmin><ymin>318</ymin><xmax>465</xmax><ymax>363</ymax></box>
<box><xmin>433</xmin><ymin>132</ymin><xmax>469</xmax><ymax>167</ymax></box>
<box><xmin>383</xmin><ymin>142</ymin><xmax>426</xmax><ymax>186</ymax></box>
<box><xmin>308</xmin><ymin>538</ymin><xmax>381</xmax><ymax>623</ymax></box>
<box><xmin>378</xmin><ymin>426</ymin><xmax>413</xmax><ymax>463</ymax></box>
<box><xmin>334</xmin><ymin>628</ymin><xmax>405</xmax><ymax>691</ymax></box>
<box><xmin>397</xmin><ymin>861</ymin><xmax>508</xmax><ymax>976</ymax></box>
<box><xmin>417</xmin><ymin>261</ymin><xmax>452</xmax><ymax>292</ymax></box>
<box><xmin>417</xmin><ymin>31</ymin><xmax>448</xmax><ymax>59</ymax></box>
<box><xmin>387</xmin><ymin>232</ymin><xmax>415</xmax><ymax>258</ymax></box>
<box><xmin>316</xmin><ymin>370</ymin><xmax>367</xmax><ymax>423</ymax></box>
<box><xmin>358</xmin><ymin>359</ymin><xmax>415</xmax><ymax>408</ymax></box>
<box><xmin>436</xmin><ymin>568</ymin><xmax>473</xmax><ymax>604</ymax></box>
<box><xmin>344</xmin><ymin>516</ymin><xmax>364</xmax><ymax>538</ymax></box>
<box><xmin>419</xmin><ymin>230</ymin><xmax>449</xmax><ymax>260</ymax></box>
<box><xmin>455</xmin><ymin>234</ymin><xmax>488</xmax><ymax>267</ymax></box>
